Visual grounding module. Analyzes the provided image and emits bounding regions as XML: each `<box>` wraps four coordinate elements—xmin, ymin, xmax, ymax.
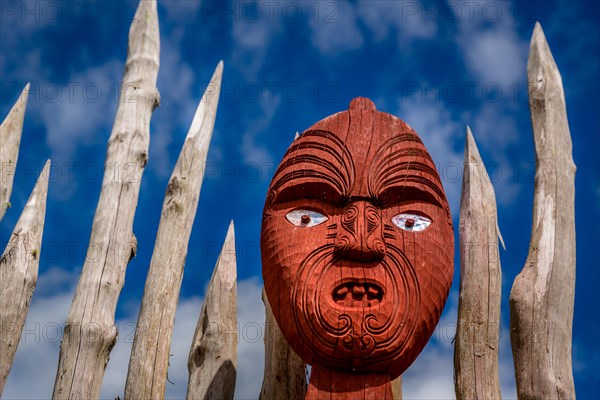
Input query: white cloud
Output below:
<box><xmin>309</xmin><ymin>0</ymin><xmax>364</xmax><ymax>56</ymax></box>
<box><xmin>239</xmin><ymin>91</ymin><xmax>280</xmax><ymax>166</ymax></box>
<box><xmin>38</xmin><ymin>60</ymin><xmax>122</xmax><ymax>162</ymax></box>
<box><xmin>460</xmin><ymin>29</ymin><xmax>527</xmax><ymax>88</ymax></box>
<box><xmin>308</xmin><ymin>0</ymin><xmax>439</xmax><ymax>57</ymax></box>
<box><xmin>357</xmin><ymin>0</ymin><xmax>437</xmax><ymax>44</ymax></box>
<box><xmin>229</xmin><ymin>0</ymin><xmax>283</xmax><ymax>80</ymax></box>
<box><xmin>454</xmin><ymin>1</ymin><xmax>527</xmax><ymax>89</ymax></box>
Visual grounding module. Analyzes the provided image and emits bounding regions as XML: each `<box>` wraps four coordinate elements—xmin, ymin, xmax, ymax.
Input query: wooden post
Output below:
<box><xmin>509</xmin><ymin>22</ymin><xmax>576</xmax><ymax>399</ymax></box>
<box><xmin>0</xmin><ymin>160</ymin><xmax>50</xmax><ymax>395</ymax></box>
<box><xmin>52</xmin><ymin>1</ymin><xmax>160</xmax><ymax>398</ymax></box>
<box><xmin>391</xmin><ymin>376</ymin><xmax>402</xmax><ymax>400</ymax></box>
<box><xmin>125</xmin><ymin>61</ymin><xmax>223</xmax><ymax>400</ymax></box>
<box><xmin>454</xmin><ymin>127</ymin><xmax>503</xmax><ymax>399</ymax></box>
<box><xmin>187</xmin><ymin>221</ymin><xmax>238</xmax><ymax>400</ymax></box>
<box><xmin>259</xmin><ymin>288</ymin><xmax>307</xmax><ymax>400</ymax></box>
<box><xmin>0</xmin><ymin>83</ymin><xmax>29</xmax><ymax>221</ymax></box>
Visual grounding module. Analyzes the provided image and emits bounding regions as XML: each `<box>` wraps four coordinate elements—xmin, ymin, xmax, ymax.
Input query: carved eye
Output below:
<box><xmin>285</xmin><ymin>210</ymin><xmax>328</xmax><ymax>228</ymax></box>
<box><xmin>392</xmin><ymin>213</ymin><xmax>431</xmax><ymax>232</ymax></box>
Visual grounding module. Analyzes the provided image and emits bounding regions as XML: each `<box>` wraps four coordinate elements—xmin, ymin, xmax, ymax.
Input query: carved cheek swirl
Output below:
<box><xmin>364</xmin><ymin>205</ymin><xmax>385</xmax><ymax>255</ymax></box>
<box><xmin>335</xmin><ymin>205</ymin><xmax>358</xmax><ymax>253</ymax></box>
<box><xmin>342</xmin><ymin>205</ymin><xmax>358</xmax><ymax>232</ymax></box>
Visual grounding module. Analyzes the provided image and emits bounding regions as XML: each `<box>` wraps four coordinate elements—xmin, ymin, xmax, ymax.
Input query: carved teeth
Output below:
<box><xmin>335</xmin><ymin>286</ymin><xmax>348</xmax><ymax>298</ymax></box>
<box><xmin>367</xmin><ymin>286</ymin><xmax>380</xmax><ymax>299</ymax></box>
<box><xmin>334</xmin><ymin>282</ymin><xmax>383</xmax><ymax>307</ymax></box>
<box><xmin>352</xmin><ymin>285</ymin><xmax>365</xmax><ymax>298</ymax></box>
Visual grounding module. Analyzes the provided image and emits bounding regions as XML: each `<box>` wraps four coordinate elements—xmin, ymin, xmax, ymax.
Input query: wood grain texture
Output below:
<box><xmin>0</xmin><ymin>160</ymin><xmax>49</xmax><ymax>395</ymax></box>
<box><xmin>259</xmin><ymin>287</ymin><xmax>307</xmax><ymax>400</ymax></box>
<box><xmin>0</xmin><ymin>83</ymin><xmax>29</xmax><ymax>221</ymax></box>
<box><xmin>187</xmin><ymin>221</ymin><xmax>237</xmax><ymax>400</ymax></box>
<box><xmin>52</xmin><ymin>1</ymin><xmax>160</xmax><ymax>398</ymax></box>
<box><xmin>454</xmin><ymin>127</ymin><xmax>503</xmax><ymax>400</ymax></box>
<box><xmin>261</xmin><ymin>97</ymin><xmax>454</xmax><ymax>398</ymax></box>
<box><xmin>509</xmin><ymin>22</ymin><xmax>576</xmax><ymax>400</ymax></box>
<box><xmin>391</xmin><ymin>376</ymin><xmax>402</xmax><ymax>400</ymax></box>
<box><xmin>306</xmin><ymin>366</ymin><xmax>394</xmax><ymax>400</ymax></box>
<box><xmin>124</xmin><ymin>61</ymin><xmax>222</xmax><ymax>400</ymax></box>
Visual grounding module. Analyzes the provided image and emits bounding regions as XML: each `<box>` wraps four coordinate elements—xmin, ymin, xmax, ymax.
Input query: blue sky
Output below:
<box><xmin>1</xmin><ymin>0</ymin><xmax>599</xmax><ymax>398</ymax></box>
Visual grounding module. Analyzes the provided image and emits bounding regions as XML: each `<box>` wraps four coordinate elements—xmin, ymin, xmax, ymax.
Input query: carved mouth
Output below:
<box><xmin>332</xmin><ymin>282</ymin><xmax>383</xmax><ymax>308</ymax></box>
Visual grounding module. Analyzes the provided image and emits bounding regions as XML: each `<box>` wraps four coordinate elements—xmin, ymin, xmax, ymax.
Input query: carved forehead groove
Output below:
<box><xmin>367</xmin><ymin>134</ymin><xmax>448</xmax><ymax>210</ymax></box>
<box><xmin>270</xmin><ymin>129</ymin><xmax>355</xmax><ymax>201</ymax></box>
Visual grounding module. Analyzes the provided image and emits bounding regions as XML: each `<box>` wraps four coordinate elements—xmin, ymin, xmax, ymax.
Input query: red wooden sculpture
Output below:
<box><xmin>261</xmin><ymin>97</ymin><xmax>454</xmax><ymax>398</ymax></box>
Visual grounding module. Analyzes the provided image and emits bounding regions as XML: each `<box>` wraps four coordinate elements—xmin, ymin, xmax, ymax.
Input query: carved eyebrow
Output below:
<box><xmin>272</xmin><ymin>179</ymin><xmax>345</xmax><ymax>204</ymax></box>
<box><xmin>367</xmin><ymin>134</ymin><xmax>448</xmax><ymax>210</ymax></box>
<box><xmin>375</xmin><ymin>182</ymin><xmax>443</xmax><ymax>208</ymax></box>
<box><xmin>270</xmin><ymin>130</ymin><xmax>355</xmax><ymax>204</ymax></box>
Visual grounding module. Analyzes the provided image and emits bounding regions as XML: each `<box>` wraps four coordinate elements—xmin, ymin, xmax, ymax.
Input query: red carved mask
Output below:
<box><xmin>261</xmin><ymin>98</ymin><xmax>454</xmax><ymax>379</ymax></box>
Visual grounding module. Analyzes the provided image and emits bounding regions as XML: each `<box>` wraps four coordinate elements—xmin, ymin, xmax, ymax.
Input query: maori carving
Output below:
<box><xmin>261</xmin><ymin>97</ymin><xmax>454</xmax><ymax>398</ymax></box>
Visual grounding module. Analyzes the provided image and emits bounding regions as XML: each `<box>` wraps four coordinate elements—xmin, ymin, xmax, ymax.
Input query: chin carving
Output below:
<box><xmin>261</xmin><ymin>97</ymin><xmax>454</xmax><ymax>398</ymax></box>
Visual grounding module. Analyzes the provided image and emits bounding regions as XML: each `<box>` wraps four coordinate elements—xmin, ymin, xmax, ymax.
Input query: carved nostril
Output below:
<box><xmin>334</xmin><ymin>235</ymin><xmax>352</xmax><ymax>253</ymax></box>
<box><xmin>371</xmin><ymin>240</ymin><xmax>386</xmax><ymax>259</ymax></box>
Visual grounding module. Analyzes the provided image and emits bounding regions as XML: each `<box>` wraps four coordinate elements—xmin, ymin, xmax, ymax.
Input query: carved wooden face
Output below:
<box><xmin>261</xmin><ymin>98</ymin><xmax>453</xmax><ymax>378</ymax></box>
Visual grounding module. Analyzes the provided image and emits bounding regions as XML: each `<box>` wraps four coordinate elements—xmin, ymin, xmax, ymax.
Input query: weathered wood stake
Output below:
<box><xmin>125</xmin><ymin>61</ymin><xmax>223</xmax><ymax>400</ymax></box>
<box><xmin>509</xmin><ymin>22</ymin><xmax>576</xmax><ymax>400</ymax></box>
<box><xmin>187</xmin><ymin>221</ymin><xmax>238</xmax><ymax>400</ymax></box>
<box><xmin>0</xmin><ymin>160</ymin><xmax>50</xmax><ymax>395</ymax></box>
<box><xmin>0</xmin><ymin>83</ymin><xmax>30</xmax><ymax>221</ymax></box>
<box><xmin>454</xmin><ymin>127</ymin><xmax>503</xmax><ymax>400</ymax></box>
<box><xmin>259</xmin><ymin>287</ymin><xmax>307</xmax><ymax>400</ymax></box>
<box><xmin>52</xmin><ymin>1</ymin><xmax>160</xmax><ymax>398</ymax></box>
<box><xmin>391</xmin><ymin>376</ymin><xmax>402</xmax><ymax>400</ymax></box>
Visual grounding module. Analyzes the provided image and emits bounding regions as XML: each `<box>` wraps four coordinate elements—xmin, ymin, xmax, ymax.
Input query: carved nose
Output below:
<box><xmin>333</xmin><ymin>201</ymin><xmax>386</xmax><ymax>262</ymax></box>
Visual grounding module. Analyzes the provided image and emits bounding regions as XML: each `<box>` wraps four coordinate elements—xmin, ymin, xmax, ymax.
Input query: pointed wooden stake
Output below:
<box><xmin>454</xmin><ymin>127</ymin><xmax>502</xmax><ymax>399</ymax></box>
<box><xmin>187</xmin><ymin>221</ymin><xmax>238</xmax><ymax>400</ymax></box>
<box><xmin>125</xmin><ymin>61</ymin><xmax>223</xmax><ymax>400</ymax></box>
<box><xmin>259</xmin><ymin>287</ymin><xmax>307</xmax><ymax>400</ymax></box>
<box><xmin>53</xmin><ymin>1</ymin><xmax>160</xmax><ymax>398</ymax></box>
<box><xmin>0</xmin><ymin>83</ymin><xmax>30</xmax><ymax>221</ymax></box>
<box><xmin>0</xmin><ymin>160</ymin><xmax>50</xmax><ymax>395</ymax></box>
<box><xmin>510</xmin><ymin>22</ymin><xmax>576</xmax><ymax>399</ymax></box>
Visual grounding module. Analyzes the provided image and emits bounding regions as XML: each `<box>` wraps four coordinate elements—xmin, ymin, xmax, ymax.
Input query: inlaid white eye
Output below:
<box><xmin>285</xmin><ymin>210</ymin><xmax>328</xmax><ymax>227</ymax></box>
<box><xmin>392</xmin><ymin>213</ymin><xmax>431</xmax><ymax>232</ymax></box>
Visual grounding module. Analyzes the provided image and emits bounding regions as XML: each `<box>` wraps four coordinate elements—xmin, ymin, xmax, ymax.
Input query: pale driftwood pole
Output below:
<box><xmin>187</xmin><ymin>221</ymin><xmax>237</xmax><ymax>400</ymax></box>
<box><xmin>0</xmin><ymin>83</ymin><xmax>29</xmax><ymax>221</ymax></box>
<box><xmin>510</xmin><ymin>22</ymin><xmax>576</xmax><ymax>399</ymax></box>
<box><xmin>52</xmin><ymin>1</ymin><xmax>160</xmax><ymax>399</ymax></box>
<box><xmin>0</xmin><ymin>160</ymin><xmax>49</xmax><ymax>395</ymax></box>
<box><xmin>391</xmin><ymin>376</ymin><xmax>402</xmax><ymax>400</ymax></box>
<box><xmin>454</xmin><ymin>127</ymin><xmax>503</xmax><ymax>399</ymax></box>
<box><xmin>125</xmin><ymin>61</ymin><xmax>223</xmax><ymax>399</ymax></box>
<box><xmin>259</xmin><ymin>288</ymin><xmax>306</xmax><ymax>400</ymax></box>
